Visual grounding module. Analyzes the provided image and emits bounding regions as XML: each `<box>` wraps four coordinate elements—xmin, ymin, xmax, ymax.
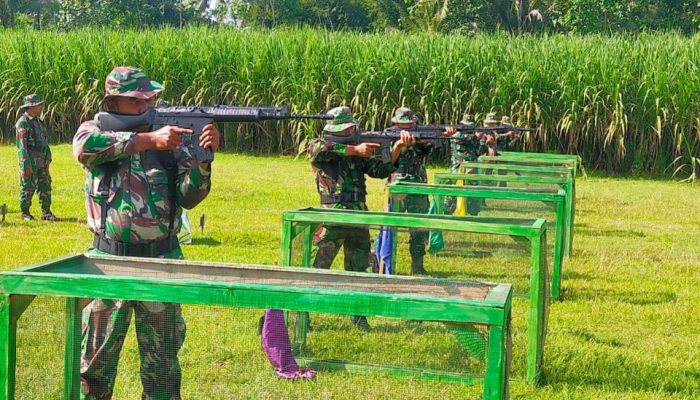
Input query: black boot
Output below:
<box><xmin>0</xmin><ymin>204</ymin><xmax>6</xmax><ymax>223</ymax></box>
<box><xmin>41</xmin><ymin>211</ymin><xmax>59</xmax><ymax>222</ymax></box>
<box><xmin>21</xmin><ymin>211</ymin><xmax>34</xmax><ymax>221</ymax></box>
<box><xmin>410</xmin><ymin>256</ymin><xmax>428</xmax><ymax>275</ymax></box>
<box><xmin>350</xmin><ymin>316</ymin><xmax>370</xmax><ymax>331</ymax></box>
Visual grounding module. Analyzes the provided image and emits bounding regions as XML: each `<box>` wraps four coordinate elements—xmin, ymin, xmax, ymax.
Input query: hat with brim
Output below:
<box><xmin>391</xmin><ymin>107</ymin><xmax>417</xmax><ymax>124</ymax></box>
<box><xmin>484</xmin><ymin>113</ymin><xmax>499</xmax><ymax>124</ymax></box>
<box><xmin>21</xmin><ymin>94</ymin><xmax>45</xmax><ymax>109</ymax></box>
<box><xmin>323</xmin><ymin>106</ymin><xmax>358</xmax><ymax>133</ymax></box>
<box><xmin>102</xmin><ymin>66</ymin><xmax>163</xmax><ymax>102</ymax></box>
<box><xmin>460</xmin><ymin>113</ymin><xmax>474</xmax><ymax>125</ymax></box>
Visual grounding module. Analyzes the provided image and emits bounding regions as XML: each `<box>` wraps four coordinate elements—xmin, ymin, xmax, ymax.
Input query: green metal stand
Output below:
<box><xmin>435</xmin><ymin>172</ymin><xmax>575</xmax><ymax>257</ymax></box>
<box><xmin>0</xmin><ymin>254</ymin><xmax>513</xmax><ymax>400</ymax></box>
<box><xmin>280</xmin><ymin>207</ymin><xmax>547</xmax><ymax>385</ymax></box>
<box><xmin>388</xmin><ymin>182</ymin><xmax>567</xmax><ymax>300</ymax></box>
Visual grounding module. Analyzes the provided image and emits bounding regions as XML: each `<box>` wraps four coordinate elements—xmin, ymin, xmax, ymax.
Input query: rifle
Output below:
<box><xmin>325</xmin><ymin>125</ymin><xmax>536</xmax><ymax>163</ymax></box>
<box><xmin>97</xmin><ymin>105</ymin><xmax>332</xmax><ymax>163</ymax></box>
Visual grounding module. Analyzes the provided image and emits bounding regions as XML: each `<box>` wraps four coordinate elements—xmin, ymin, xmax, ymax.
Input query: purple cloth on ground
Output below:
<box><xmin>261</xmin><ymin>309</ymin><xmax>316</xmax><ymax>380</ymax></box>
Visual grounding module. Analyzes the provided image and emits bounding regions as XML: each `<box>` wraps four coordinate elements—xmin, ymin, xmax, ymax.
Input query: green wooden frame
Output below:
<box><xmin>434</xmin><ymin>172</ymin><xmax>575</xmax><ymax>257</ymax></box>
<box><xmin>0</xmin><ymin>254</ymin><xmax>512</xmax><ymax>400</ymax></box>
<box><xmin>480</xmin><ymin>152</ymin><xmax>582</xmax><ymax>177</ymax></box>
<box><xmin>457</xmin><ymin>161</ymin><xmax>574</xmax><ymax>180</ymax></box>
<box><xmin>280</xmin><ymin>207</ymin><xmax>547</xmax><ymax>385</ymax></box>
<box><xmin>388</xmin><ymin>182</ymin><xmax>566</xmax><ymax>300</ymax></box>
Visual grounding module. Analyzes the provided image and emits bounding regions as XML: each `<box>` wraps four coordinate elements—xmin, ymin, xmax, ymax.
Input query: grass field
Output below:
<box><xmin>0</xmin><ymin>144</ymin><xmax>699</xmax><ymax>399</ymax></box>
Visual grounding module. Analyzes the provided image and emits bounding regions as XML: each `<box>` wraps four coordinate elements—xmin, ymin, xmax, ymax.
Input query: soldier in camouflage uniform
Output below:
<box><xmin>386</xmin><ymin>107</ymin><xmax>455</xmax><ymax>274</ymax></box>
<box><xmin>308</xmin><ymin>106</ymin><xmax>413</xmax><ymax>329</ymax></box>
<box><xmin>497</xmin><ymin>116</ymin><xmax>521</xmax><ymax>152</ymax></box>
<box><xmin>15</xmin><ymin>94</ymin><xmax>58</xmax><ymax>221</ymax></box>
<box><xmin>73</xmin><ymin>66</ymin><xmax>220</xmax><ymax>400</ymax></box>
<box><xmin>444</xmin><ymin>112</ymin><xmax>493</xmax><ymax>215</ymax></box>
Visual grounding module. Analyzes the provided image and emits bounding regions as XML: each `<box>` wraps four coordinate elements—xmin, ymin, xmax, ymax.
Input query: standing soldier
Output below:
<box><xmin>73</xmin><ymin>66</ymin><xmax>220</xmax><ymax>399</ymax></box>
<box><xmin>15</xmin><ymin>94</ymin><xmax>58</xmax><ymax>221</ymax></box>
<box><xmin>498</xmin><ymin>115</ymin><xmax>521</xmax><ymax>152</ymax></box>
<box><xmin>386</xmin><ymin>107</ymin><xmax>455</xmax><ymax>275</ymax></box>
<box><xmin>258</xmin><ymin>107</ymin><xmax>412</xmax><ymax>380</ymax></box>
<box><xmin>309</xmin><ymin>106</ymin><xmax>413</xmax><ymax>329</ymax></box>
<box><xmin>445</xmin><ymin>112</ymin><xmax>486</xmax><ymax>215</ymax></box>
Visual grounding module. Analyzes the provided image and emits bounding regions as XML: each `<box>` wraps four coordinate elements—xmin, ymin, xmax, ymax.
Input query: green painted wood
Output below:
<box><xmin>527</xmin><ymin>230</ymin><xmax>548</xmax><ymax>385</ymax></box>
<box><xmin>281</xmin><ymin>207</ymin><xmax>546</xmax><ymax>386</ymax></box>
<box><xmin>389</xmin><ymin>182</ymin><xmax>567</xmax><ymax>301</ymax></box>
<box><xmin>64</xmin><ymin>298</ymin><xmax>85</xmax><ymax>400</ymax></box>
<box><xmin>496</xmin><ymin>152</ymin><xmax>582</xmax><ymax>177</ymax></box>
<box><xmin>484</xmin><ymin>320</ymin><xmax>508</xmax><ymax>399</ymax></box>
<box><xmin>479</xmin><ymin>155</ymin><xmax>580</xmax><ymax>178</ymax></box>
<box><xmin>435</xmin><ymin>173</ymin><xmax>574</xmax><ymax>258</ymax></box>
<box><xmin>0</xmin><ymin>255</ymin><xmax>512</xmax><ymax>398</ymax></box>
<box><xmin>0</xmin><ymin>295</ymin><xmax>14</xmax><ymax>400</ymax></box>
<box><xmin>458</xmin><ymin>161</ymin><xmax>574</xmax><ymax>178</ymax></box>
<box><xmin>284</xmin><ymin>208</ymin><xmax>546</xmax><ymax>238</ymax></box>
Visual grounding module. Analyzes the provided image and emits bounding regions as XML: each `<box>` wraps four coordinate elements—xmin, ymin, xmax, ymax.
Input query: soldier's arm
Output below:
<box><xmin>308</xmin><ymin>138</ymin><xmax>346</xmax><ymax>163</ymax></box>
<box><xmin>174</xmin><ymin>146</ymin><xmax>211</xmax><ymax>210</ymax></box>
<box><xmin>365</xmin><ymin>157</ymin><xmax>397</xmax><ymax>179</ymax></box>
<box><xmin>72</xmin><ymin>120</ymin><xmax>139</xmax><ymax>168</ymax></box>
<box><xmin>15</xmin><ymin>120</ymin><xmax>35</xmax><ymax>170</ymax></box>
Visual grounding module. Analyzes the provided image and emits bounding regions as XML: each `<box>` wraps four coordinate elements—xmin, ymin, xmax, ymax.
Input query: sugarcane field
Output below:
<box><xmin>0</xmin><ymin>3</ymin><xmax>699</xmax><ymax>400</ymax></box>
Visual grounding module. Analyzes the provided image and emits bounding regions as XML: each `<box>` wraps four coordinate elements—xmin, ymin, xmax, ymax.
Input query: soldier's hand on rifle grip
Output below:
<box><xmin>147</xmin><ymin>126</ymin><xmax>192</xmax><ymax>151</ymax></box>
<box><xmin>395</xmin><ymin>130</ymin><xmax>416</xmax><ymax>149</ymax></box>
<box><xmin>442</xmin><ymin>127</ymin><xmax>457</xmax><ymax>137</ymax></box>
<box><xmin>347</xmin><ymin>142</ymin><xmax>380</xmax><ymax>158</ymax></box>
<box><xmin>199</xmin><ymin>124</ymin><xmax>220</xmax><ymax>152</ymax></box>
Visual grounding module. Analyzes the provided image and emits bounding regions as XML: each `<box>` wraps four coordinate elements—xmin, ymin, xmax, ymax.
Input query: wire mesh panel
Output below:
<box><xmin>281</xmin><ymin>208</ymin><xmax>546</xmax><ymax>385</ymax></box>
<box><xmin>388</xmin><ymin>181</ymin><xmax>566</xmax><ymax>300</ymax></box>
<box><xmin>0</xmin><ymin>254</ymin><xmax>512</xmax><ymax>399</ymax></box>
<box><xmin>14</xmin><ymin>296</ymin><xmax>65</xmax><ymax>399</ymax></box>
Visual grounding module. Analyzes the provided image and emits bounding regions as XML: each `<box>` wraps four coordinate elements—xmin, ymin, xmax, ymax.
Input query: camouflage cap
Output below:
<box><xmin>459</xmin><ymin>113</ymin><xmax>475</xmax><ymax>125</ymax></box>
<box><xmin>20</xmin><ymin>94</ymin><xmax>45</xmax><ymax>109</ymax></box>
<box><xmin>484</xmin><ymin>112</ymin><xmax>499</xmax><ymax>124</ymax></box>
<box><xmin>501</xmin><ymin>116</ymin><xmax>512</xmax><ymax>126</ymax></box>
<box><xmin>103</xmin><ymin>66</ymin><xmax>163</xmax><ymax>100</ymax></box>
<box><xmin>391</xmin><ymin>107</ymin><xmax>417</xmax><ymax>124</ymax></box>
<box><xmin>323</xmin><ymin>106</ymin><xmax>358</xmax><ymax>133</ymax></box>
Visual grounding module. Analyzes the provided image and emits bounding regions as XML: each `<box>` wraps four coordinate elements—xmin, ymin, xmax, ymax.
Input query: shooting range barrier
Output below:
<box><xmin>388</xmin><ymin>182</ymin><xmax>567</xmax><ymax>300</ymax></box>
<box><xmin>480</xmin><ymin>152</ymin><xmax>583</xmax><ymax>178</ymax></box>
<box><xmin>0</xmin><ymin>254</ymin><xmax>512</xmax><ymax>400</ymax></box>
<box><xmin>434</xmin><ymin>172</ymin><xmax>575</xmax><ymax>257</ymax></box>
<box><xmin>280</xmin><ymin>207</ymin><xmax>548</xmax><ymax>385</ymax></box>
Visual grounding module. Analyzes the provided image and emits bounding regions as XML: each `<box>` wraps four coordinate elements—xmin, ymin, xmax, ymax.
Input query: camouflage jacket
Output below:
<box><xmin>15</xmin><ymin>113</ymin><xmax>51</xmax><ymax>171</ymax></box>
<box><xmin>389</xmin><ymin>141</ymin><xmax>433</xmax><ymax>184</ymax></box>
<box><xmin>450</xmin><ymin>132</ymin><xmax>496</xmax><ymax>172</ymax></box>
<box><xmin>308</xmin><ymin>137</ymin><xmax>396</xmax><ymax>207</ymax></box>
<box><xmin>73</xmin><ymin>118</ymin><xmax>211</xmax><ymax>244</ymax></box>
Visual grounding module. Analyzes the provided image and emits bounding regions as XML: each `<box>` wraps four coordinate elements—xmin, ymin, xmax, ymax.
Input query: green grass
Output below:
<box><xmin>0</xmin><ymin>145</ymin><xmax>699</xmax><ymax>399</ymax></box>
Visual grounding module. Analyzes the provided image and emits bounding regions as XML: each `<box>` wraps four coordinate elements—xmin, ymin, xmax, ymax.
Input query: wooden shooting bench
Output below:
<box><xmin>0</xmin><ymin>254</ymin><xmax>512</xmax><ymax>400</ymax></box>
<box><xmin>280</xmin><ymin>207</ymin><xmax>547</xmax><ymax>385</ymax></box>
<box><xmin>434</xmin><ymin>172</ymin><xmax>575</xmax><ymax>257</ymax></box>
<box><xmin>388</xmin><ymin>182</ymin><xmax>567</xmax><ymax>300</ymax></box>
<box><xmin>480</xmin><ymin>152</ymin><xmax>583</xmax><ymax>178</ymax></box>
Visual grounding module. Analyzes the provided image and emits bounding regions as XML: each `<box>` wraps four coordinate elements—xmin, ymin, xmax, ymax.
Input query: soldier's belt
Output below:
<box><xmin>92</xmin><ymin>235</ymin><xmax>179</xmax><ymax>257</ymax></box>
<box><xmin>320</xmin><ymin>193</ymin><xmax>366</xmax><ymax>204</ymax></box>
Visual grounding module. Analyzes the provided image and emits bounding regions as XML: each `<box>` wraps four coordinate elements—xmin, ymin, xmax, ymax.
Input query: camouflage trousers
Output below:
<box><xmin>395</xmin><ymin>193</ymin><xmax>429</xmax><ymax>258</ymax></box>
<box><xmin>19</xmin><ymin>161</ymin><xmax>51</xmax><ymax>213</ymax></box>
<box><xmin>81</xmin><ymin>247</ymin><xmax>186</xmax><ymax>400</ymax></box>
<box><xmin>312</xmin><ymin>202</ymin><xmax>370</xmax><ymax>272</ymax></box>
<box><xmin>444</xmin><ymin>164</ymin><xmax>482</xmax><ymax>216</ymax></box>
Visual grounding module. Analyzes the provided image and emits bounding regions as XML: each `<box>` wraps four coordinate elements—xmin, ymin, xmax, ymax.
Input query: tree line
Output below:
<box><xmin>1</xmin><ymin>0</ymin><xmax>699</xmax><ymax>34</ymax></box>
